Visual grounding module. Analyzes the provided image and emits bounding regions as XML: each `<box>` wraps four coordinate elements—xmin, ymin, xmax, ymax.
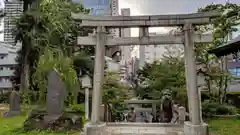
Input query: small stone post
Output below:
<box><xmin>81</xmin><ymin>75</ymin><xmax>92</xmax><ymax>120</ymax></box>
<box><xmin>179</xmin><ymin>106</ymin><xmax>186</xmax><ymax>124</ymax></box>
<box><xmin>3</xmin><ymin>90</ymin><xmax>21</xmax><ymax>117</ymax></box>
<box><xmin>152</xmin><ymin>103</ymin><xmax>156</xmax><ymax>116</ymax></box>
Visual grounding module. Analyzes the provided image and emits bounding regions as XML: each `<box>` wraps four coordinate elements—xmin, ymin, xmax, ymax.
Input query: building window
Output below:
<box><xmin>229</xmin><ymin>67</ymin><xmax>240</xmax><ymax>76</ymax></box>
<box><xmin>0</xmin><ymin>78</ymin><xmax>5</xmax><ymax>82</ymax></box>
<box><xmin>10</xmin><ymin>66</ymin><xmax>14</xmax><ymax>70</ymax></box>
<box><xmin>154</xmin><ymin>52</ymin><xmax>157</xmax><ymax>57</ymax></box>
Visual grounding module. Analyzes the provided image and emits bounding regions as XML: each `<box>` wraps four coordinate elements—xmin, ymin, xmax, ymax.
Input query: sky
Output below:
<box><xmin>118</xmin><ymin>0</ymin><xmax>240</xmax><ymax>36</ymax></box>
<box><xmin>119</xmin><ymin>0</ymin><xmax>240</xmax><ymax>15</ymax></box>
<box><xmin>1</xmin><ymin>0</ymin><xmax>240</xmax><ymax>40</ymax></box>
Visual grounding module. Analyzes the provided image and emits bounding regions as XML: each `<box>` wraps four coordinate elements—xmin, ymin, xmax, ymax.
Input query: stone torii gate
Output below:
<box><xmin>72</xmin><ymin>12</ymin><xmax>219</xmax><ymax>135</ymax></box>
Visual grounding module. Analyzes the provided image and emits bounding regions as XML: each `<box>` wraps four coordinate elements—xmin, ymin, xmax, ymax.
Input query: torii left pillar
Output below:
<box><xmin>84</xmin><ymin>26</ymin><xmax>106</xmax><ymax>135</ymax></box>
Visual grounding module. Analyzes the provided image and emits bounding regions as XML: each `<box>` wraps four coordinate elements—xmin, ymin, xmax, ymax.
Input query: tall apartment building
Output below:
<box><xmin>4</xmin><ymin>0</ymin><xmax>23</xmax><ymax>45</ymax></box>
<box><xmin>80</xmin><ymin>0</ymin><xmax>112</xmax><ymax>15</ymax></box>
<box><xmin>78</xmin><ymin>0</ymin><xmax>121</xmax><ymax>60</ymax></box>
<box><xmin>108</xmin><ymin>0</ymin><xmax>121</xmax><ymax>61</ymax></box>
<box><xmin>120</xmin><ymin>8</ymin><xmax>131</xmax><ymax>64</ymax></box>
<box><xmin>1</xmin><ymin>1</ymin><xmax>23</xmax><ymax>90</ymax></box>
<box><xmin>119</xmin><ymin>8</ymin><xmax>136</xmax><ymax>82</ymax></box>
<box><xmin>139</xmin><ymin>33</ymin><xmax>170</xmax><ymax>67</ymax></box>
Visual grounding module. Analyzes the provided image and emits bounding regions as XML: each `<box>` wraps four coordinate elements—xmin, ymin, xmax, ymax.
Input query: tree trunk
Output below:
<box><xmin>104</xmin><ymin>102</ymin><xmax>107</xmax><ymax>122</ymax></box>
<box><xmin>20</xmin><ymin>55</ymin><xmax>30</xmax><ymax>93</ymax></box>
<box><xmin>205</xmin><ymin>55</ymin><xmax>212</xmax><ymax>101</ymax></box>
<box><xmin>219</xmin><ymin>58</ymin><xmax>225</xmax><ymax>104</ymax></box>
<box><xmin>222</xmin><ymin>56</ymin><xmax>229</xmax><ymax>104</ymax></box>
<box><xmin>20</xmin><ymin>40</ymin><xmax>30</xmax><ymax>93</ymax></box>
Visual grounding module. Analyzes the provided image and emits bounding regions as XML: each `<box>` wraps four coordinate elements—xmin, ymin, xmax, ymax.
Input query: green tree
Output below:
<box><xmin>33</xmin><ymin>47</ymin><xmax>80</xmax><ymax>104</ymax></box>
<box><xmin>13</xmin><ymin>0</ymin><xmax>93</xmax><ymax>94</ymax></box>
<box><xmin>136</xmin><ymin>45</ymin><xmax>187</xmax><ymax>105</ymax></box>
<box><xmin>102</xmin><ymin>72</ymin><xmax>131</xmax><ymax>121</ymax></box>
<box><xmin>197</xmin><ymin>3</ymin><xmax>240</xmax><ymax>103</ymax></box>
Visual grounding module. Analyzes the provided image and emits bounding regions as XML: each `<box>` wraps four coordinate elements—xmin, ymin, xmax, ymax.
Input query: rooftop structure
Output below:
<box><xmin>208</xmin><ymin>35</ymin><xmax>240</xmax><ymax>57</ymax></box>
<box><xmin>208</xmin><ymin>32</ymin><xmax>240</xmax><ymax>93</ymax></box>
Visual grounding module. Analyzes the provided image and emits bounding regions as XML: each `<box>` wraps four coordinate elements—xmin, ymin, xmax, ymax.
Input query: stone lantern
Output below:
<box><xmin>81</xmin><ymin>75</ymin><xmax>92</xmax><ymax>120</ymax></box>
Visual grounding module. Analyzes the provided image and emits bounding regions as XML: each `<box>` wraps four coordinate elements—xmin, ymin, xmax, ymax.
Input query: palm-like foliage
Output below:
<box><xmin>13</xmin><ymin>0</ymin><xmax>94</xmax><ymax>93</ymax></box>
<box><xmin>33</xmin><ymin>47</ymin><xmax>80</xmax><ymax>104</ymax></box>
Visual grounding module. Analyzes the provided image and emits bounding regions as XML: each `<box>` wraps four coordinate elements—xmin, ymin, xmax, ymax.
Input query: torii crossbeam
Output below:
<box><xmin>72</xmin><ymin>12</ymin><xmax>219</xmax><ymax>27</ymax></box>
<box><xmin>77</xmin><ymin>34</ymin><xmax>213</xmax><ymax>46</ymax></box>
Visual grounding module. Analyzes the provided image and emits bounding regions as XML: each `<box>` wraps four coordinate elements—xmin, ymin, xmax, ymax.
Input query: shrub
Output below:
<box><xmin>217</xmin><ymin>104</ymin><xmax>236</xmax><ymax>115</ymax></box>
<box><xmin>0</xmin><ymin>92</ymin><xmax>11</xmax><ymax>103</ymax></box>
<box><xmin>69</xmin><ymin>104</ymin><xmax>85</xmax><ymax>114</ymax></box>
<box><xmin>237</xmin><ymin>108</ymin><xmax>240</xmax><ymax>114</ymax></box>
<box><xmin>0</xmin><ymin>90</ymin><xmax>39</xmax><ymax>104</ymax></box>
<box><xmin>202</xmin><ymin>100</ymin><xmax>237</xmax><ymax>118</ymax></box>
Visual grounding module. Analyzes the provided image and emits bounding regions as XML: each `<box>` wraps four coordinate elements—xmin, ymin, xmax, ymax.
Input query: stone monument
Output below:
<box><xmin>44</xmin><ymin>69</ymin><xmax>66</xmax><ymax>124</ymax></box>
<box><xmin>3</xmin><ymin>90</ymin><xmax>21</xmax><ymax>117</ymax></box>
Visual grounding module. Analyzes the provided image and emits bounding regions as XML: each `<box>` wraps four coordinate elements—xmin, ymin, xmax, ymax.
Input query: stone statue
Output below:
<box><xmin>127</xmin><ymin>107</ymin><xmax>136</xmax><ymax>122</ymax></box>
<box><xmin>160</xmin><ymin>89</ymin><xmax>173</xmax><ymax>123</ymax></box>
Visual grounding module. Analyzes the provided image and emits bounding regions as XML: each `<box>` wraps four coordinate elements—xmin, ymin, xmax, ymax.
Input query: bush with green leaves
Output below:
<box><xmin>0</xmin><ymin>92</ymin><xmax>11</xmax><ymax>103</ymax></box>
<box><xmin>202</xmin><ymin>100</ymin><xmax>237</xmax><ymax>118</ymax></box>
<box><xmin>32</xmin><ymin>47</ymin><xmax>80</xmax><ymax>105</ymax></box>
<box><xmin>68</xmin><ymin>104</ymin><xmax>85</xmax><ymax>114</ymax></box>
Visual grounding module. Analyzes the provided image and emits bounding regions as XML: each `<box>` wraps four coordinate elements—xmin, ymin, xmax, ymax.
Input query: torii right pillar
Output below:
<box><xmin>183</xmin><ymin>23</ymin><xmax>208</xmax><ymax>135</ymax></box>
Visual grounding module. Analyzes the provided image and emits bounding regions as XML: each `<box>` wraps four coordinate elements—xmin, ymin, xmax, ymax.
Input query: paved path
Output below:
<box><xmin>105</xmin><ymin>123</ymin><xmax>184</xmax><ymax>135</ymax></box>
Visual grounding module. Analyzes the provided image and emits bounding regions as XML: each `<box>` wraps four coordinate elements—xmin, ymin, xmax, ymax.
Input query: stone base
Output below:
<box><xmin>3</xmin><ymin>110</ymin><xmax>21</xmax><ymax>117</ymax></box>
<box><xmin>184</xmin><ymin>121</ymin><xmax>208</xmax><ymax>135</ymax></box>
<box><xmin>84</xmin><ymin>122</ymin><xmax>106</xmax><ymax>135</ymax></box>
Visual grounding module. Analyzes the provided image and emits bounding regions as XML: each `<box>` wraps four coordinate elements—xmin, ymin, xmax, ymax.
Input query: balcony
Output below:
<box><xmin>0</xmin><ymin>69</ymin><xmax>14</xmax><ymax>77</ymax></box>
<box><xmin>0</xmin><ymin>78</ymin><xmax>13</xmax><ymax>89</ymax></box>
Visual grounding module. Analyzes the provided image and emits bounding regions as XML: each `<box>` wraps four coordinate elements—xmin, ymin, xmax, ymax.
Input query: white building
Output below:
<box><xmin>0</xmin><ymin>1</ymin><xmax>23</xmax><ymax>90</ymax></box>
<box><xmin>120</xmin><ymin>8</ymin><xmax>132</xmax><ymax>65</ymax></box>
<box><xmin>106</xmin><ymin>0</ymin><xmax>121</xmax><ymax>60</ymax></box>
<box><xmin>139</xmin><ymin>32</ymin><xmax>169</xmax><ymax>67</ymax></box>
<box><xmin>105</xmin><ymin>56</ymin><xmax>120</xmax><ymax>72</ymax></box>
<box><xmin>0</xmin><ymin>42</ymin><xmax>19</xmax><ymax>91</ymax></box>
<box><xmin>118</xmin><ymin>8</ymin><xmax>139</xmax><ymax>82</ymax></box>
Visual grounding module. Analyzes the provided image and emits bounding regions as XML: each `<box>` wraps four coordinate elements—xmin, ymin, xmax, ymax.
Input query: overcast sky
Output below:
<box><xmin>1</xmin><ymin>0</ymin><xmax>240</xmax><ymax>40</ymax></box>
<box><xmin>118</xmin><ymin>0</ymin><xmax>240</xmax><ymax>36</ymax></box>
<box><xmin>119</xmin><ymin>0</ymin><xmax>240</xmax><ymax>15</ymax></box>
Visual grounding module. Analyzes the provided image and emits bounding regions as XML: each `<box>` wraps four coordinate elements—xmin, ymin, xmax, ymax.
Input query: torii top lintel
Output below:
<box><xmin>71</xmin><ymin>12</ymin><xmax>220</xmax><ymax>28</ymax></box>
